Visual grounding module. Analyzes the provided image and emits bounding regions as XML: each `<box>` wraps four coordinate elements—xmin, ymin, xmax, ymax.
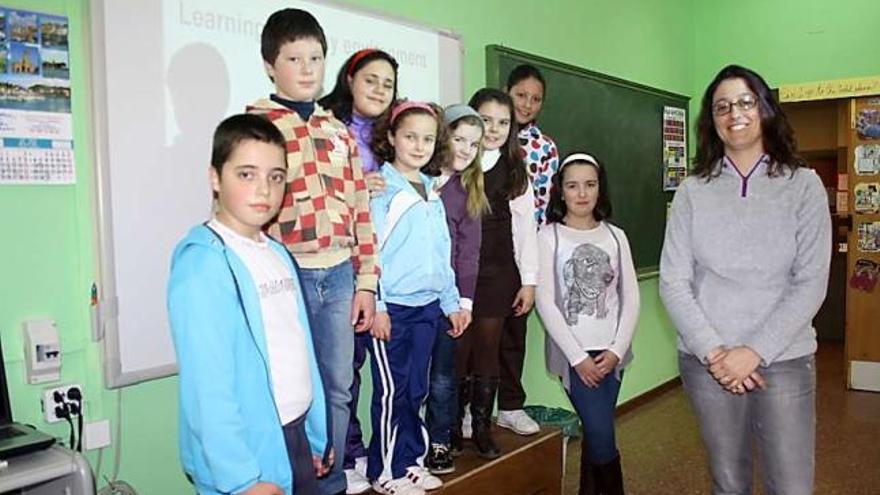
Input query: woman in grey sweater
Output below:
<box><xmin>660</xmin><ymin>65</ymin><xmax>831</xmax><ymax>494</ymax></box>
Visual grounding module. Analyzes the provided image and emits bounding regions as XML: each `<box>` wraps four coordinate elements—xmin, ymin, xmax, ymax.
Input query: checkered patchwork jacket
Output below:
<box><xmin>248</xmin><ymin>99</ymin><xmax>379</xmax><ymax>292</ymax></box>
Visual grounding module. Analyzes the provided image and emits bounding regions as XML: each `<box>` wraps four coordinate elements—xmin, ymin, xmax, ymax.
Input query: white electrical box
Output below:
<box><xmin>23</xmin><ymin>319</ymin><xmax>61</xmax><ymax>384</ymax></box>
<box><xmin>84</xmin><ymin>419</ymin><xmax>112</xmax><ymax>450</ymax></box>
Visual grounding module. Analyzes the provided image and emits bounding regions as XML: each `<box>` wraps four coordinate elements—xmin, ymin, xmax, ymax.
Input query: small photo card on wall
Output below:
<box><xmin>855</xmin><ymin>145</ymin><xmax>880</xmax><ymax>176</ymax></box>
<box><xmin>857</xmin><ymin>221</ymin><xmax>880</xmax><ymax>253</ymax></box>
<box><xmin>854</xmin><ymin>183</ymin><xmax>880</xmax><ymax>214</ymax></box>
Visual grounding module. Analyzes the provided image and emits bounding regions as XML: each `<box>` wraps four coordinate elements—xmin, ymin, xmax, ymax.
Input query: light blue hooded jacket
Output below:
<box><xmin>371</xmin><ymin>164</ymin><xmax>459</xmax><ymax>315</ymax></box>
<box><xmin>167</xmin><ymin>224</ymin><xmax>330</xmax><ymax>494</ymax></box>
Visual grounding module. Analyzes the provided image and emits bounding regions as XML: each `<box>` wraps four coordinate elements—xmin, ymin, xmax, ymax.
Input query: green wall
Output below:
<box><xmin>692</xmin><ymin>0</ymin><xmax>880</xmax><ymax>105</ymax></box>
<box><xmin>3</xmin><ymin>1</ymin><xmax>872</xmax><ymax>493</ymax></box>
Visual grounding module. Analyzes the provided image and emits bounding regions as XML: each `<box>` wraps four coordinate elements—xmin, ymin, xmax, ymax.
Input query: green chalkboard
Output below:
<box><xmin>486</xmin><ymin>45</ymin><xmax>689</xmax><ymax>273</ymax></box>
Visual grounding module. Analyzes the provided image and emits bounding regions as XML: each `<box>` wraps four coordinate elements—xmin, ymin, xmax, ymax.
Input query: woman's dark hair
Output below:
<box><xmin>371</xmin><ymin>100</ymin><xmax>450</xmax><ymax>176</ymax></box>
<box><xmin>319</xmin><ymin>49</ymin><xmax>399</xmax><ymax>125</ymax></box>
<box><xmin>694</xmin><ymin>64</ymin><xmax>806</xmax><ymax>179</ymax></box>
<box><xmin>546</xmin><ymin>154</ymin><xmax>612</xmax><ymax>224</ymax></box>
<box><xmin>506</xmin><ymin>63</ymin><xmax>546</xmax><ymax>95</ymax></box>
<box><xmin>468</xmin><ymin>88</ymin><xmax>528</xmax><ymax>199</ymax></box>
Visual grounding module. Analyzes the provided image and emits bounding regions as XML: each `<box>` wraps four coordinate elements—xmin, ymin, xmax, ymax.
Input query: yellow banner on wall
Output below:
<box><xmin>779</xmin><ymin>76</ymin><xmax>880</xmax><ymax>102</ymax></box>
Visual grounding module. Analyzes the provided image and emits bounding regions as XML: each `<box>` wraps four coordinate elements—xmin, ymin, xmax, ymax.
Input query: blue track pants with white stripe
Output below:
<box><xmin>367</xmin><ymin>300</ymin><xmax>444</xmax><ymax>482</ymax></box>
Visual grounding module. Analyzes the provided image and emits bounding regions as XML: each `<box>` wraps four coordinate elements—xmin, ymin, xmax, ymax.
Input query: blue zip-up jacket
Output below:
<box><xmin>371</xmin><ymin>164</ymin><xmax>460</xmax><ymax>315</ymax></box>
<box><xmin>167</xmin><ymin>224</ymin><xmax>330</xmax><ymax>495</ymax></box>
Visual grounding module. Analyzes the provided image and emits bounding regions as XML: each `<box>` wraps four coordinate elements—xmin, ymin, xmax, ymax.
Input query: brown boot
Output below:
<box><xmin>471</xmin><ymin>376</ymin><xmax>501</xmax><ymax>459</ymax></box>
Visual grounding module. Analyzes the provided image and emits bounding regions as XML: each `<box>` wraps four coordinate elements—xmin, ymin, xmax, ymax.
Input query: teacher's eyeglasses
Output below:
<box><xmin>711</xmin><ymin>94</ymin><xmax>758</xmax><ymax>116</ymax></box>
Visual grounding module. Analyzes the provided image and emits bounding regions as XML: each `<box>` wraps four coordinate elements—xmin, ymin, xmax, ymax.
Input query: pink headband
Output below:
<box><xmin>390</xmin><ymin>101</ymin><xmax>436</xmax><ymax>124</ymax></box>
<box><xmin>347</xmin><ymin>48</ymin><xmax>379</xmax><ymax>77</ymax></box>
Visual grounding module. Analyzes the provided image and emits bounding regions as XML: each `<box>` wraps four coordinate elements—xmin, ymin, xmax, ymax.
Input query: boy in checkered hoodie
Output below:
<box><xmin>248</xmin><ymin>9</ymin><xmax>379</xmax><ymax>495</ymax></box>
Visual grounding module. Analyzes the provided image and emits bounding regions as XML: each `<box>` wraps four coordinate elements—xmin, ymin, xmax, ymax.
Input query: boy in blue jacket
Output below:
<box><xmin>167</xmin><ymin>114</ymin><xmax>330</xmax><ymax>495</ymax></box>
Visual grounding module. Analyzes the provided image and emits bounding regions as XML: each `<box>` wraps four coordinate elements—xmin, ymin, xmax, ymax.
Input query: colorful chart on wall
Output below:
<box><xmin>662</xmin><ymin>106</ymin><xmax>687</xmax><ymax>191</ymax></box>
<box><xmin>0</xmin><ymin>8</ymin><xmax>73</xmax><ymax>185</ymax></box>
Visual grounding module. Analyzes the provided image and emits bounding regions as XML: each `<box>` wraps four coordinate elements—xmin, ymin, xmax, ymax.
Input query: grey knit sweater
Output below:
<box><xmin>659</xmin><ymin>157</ymin><xmax>832</xmax><ymax>366</ymax></box>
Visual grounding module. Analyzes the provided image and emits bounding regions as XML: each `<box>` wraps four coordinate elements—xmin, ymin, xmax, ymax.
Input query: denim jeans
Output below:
<box><xmin>679</xmin><ymin>352</ymin><xmax>816</xmax><ymax>495</ymax></box>
<box><xmin>299</xmin><ymin>260</ymin><xmax>355</xmax><ymax>494</ymax></box>
<box><xmin>565</xmin><ymin>354</ymin><xmax>623</xmax><ymax>464</ymax></box>
<box><xmin>425</xmin><ymin>323</ymin><xmax>456</xmax><ymax>445</ymax></box>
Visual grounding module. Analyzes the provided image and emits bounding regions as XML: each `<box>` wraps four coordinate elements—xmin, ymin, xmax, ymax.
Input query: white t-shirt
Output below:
<box><xmin>210</xmin><ymin>219</ymin><xmax>312</xmax><ymax>425</ymax></box>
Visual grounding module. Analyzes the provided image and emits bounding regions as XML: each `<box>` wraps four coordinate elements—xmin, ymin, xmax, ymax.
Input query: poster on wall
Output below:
<box><xmin>855</xmin><ymin>144</ymin><xmax>880</xmax><ymax>176</ymax></box>
<box><xmin>662</xmin><ymin>106</ymin><xmax>687</xmax><ymax>191</ymax></box>
<box><xmin>854</xmin><ymin>182</ymin><xmax>880</xmax><ymax>214</ymax></box>
<box><xmin>0</xmin><ymin>8</ymin><xmax>74</xmax><ymax>185</ymax></box>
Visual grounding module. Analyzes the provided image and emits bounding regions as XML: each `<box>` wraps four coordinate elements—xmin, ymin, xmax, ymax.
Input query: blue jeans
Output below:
<box><xmin>299</xmin><ymin>260</ymin><xmax>355</xmax><ymax>495</ymax></box>
<box><xmin>565</xmin><ymin>355</ymin><xmax>623</xmax><ymax>464</ymax></box>
<box><xmin>425</xmin><ymin>324</ymin><xmax>456</xmax><ymax>445</ymax></box>
<box><xmin>679</xmin><ymin>352</ymin><xmax>816</xmax><ymax>495</ymax></box>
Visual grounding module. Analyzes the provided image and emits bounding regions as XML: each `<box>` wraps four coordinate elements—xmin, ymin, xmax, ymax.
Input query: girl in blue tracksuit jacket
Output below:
<box><xmin>364</xmin><ymin>101</ymin><xmax>464</xmax><ymax>495</ymax></box>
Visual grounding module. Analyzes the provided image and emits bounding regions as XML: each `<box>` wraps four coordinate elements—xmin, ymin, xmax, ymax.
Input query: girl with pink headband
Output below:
<box><xmin>365</xmin><ymin>100</ymin><xmax>466</xmax><ymax>495</ymax></box>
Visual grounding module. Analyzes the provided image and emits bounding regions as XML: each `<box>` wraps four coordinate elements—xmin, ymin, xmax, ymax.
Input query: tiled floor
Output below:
<box><xmin>562</xmin><ymin>343</ymin><xmax>880</xmax><ymax>494</ymax></box>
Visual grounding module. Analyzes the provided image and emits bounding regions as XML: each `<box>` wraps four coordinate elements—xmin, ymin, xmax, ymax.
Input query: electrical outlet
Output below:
<box><xmin>41</xmin><ymin>383</ymin><xmax>83</xmax><ymax>423</ymax></box>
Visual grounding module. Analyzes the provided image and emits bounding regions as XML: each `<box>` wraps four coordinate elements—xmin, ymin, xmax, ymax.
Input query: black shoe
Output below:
<box><xmin>578</xmin><ymin>437</ymin><xmax>597</xmax><ymax>495</ymax></box>
<box><xmin>451</xmin><ymin>376</ymin><xmax>471</xmax><ymax>457</ymax></box>
<box><xmin>593</xmin><ymin>454</ymin><xmax>625</xmax><ymax>495</ymax></box>
<box><xmin>426</xmin><ymin>442</ymin><xmax>455</xmax><ymax>474</ymax></box>
<box><xmin>471</xmin><ymin>376</ymin><xmax>501</xmax><ymax>459</ymax></box>
<box><xmin>450</xmin><ymin>427</ymin><xmax>464</xmax><ymax>457</ymax></box>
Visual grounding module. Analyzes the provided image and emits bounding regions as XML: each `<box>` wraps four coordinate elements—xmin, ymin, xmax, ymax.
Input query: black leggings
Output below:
<box><xmin>455</xmin><ymin>316</ymin><xmax>504</xmax><ymax>378</ymax></box>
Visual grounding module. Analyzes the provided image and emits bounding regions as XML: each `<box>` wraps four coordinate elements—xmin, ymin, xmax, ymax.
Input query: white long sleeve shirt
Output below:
<box><xmin>536</xmin><ymin>222</ymin><xmax>640</xmax><ymax>388</ymax></box>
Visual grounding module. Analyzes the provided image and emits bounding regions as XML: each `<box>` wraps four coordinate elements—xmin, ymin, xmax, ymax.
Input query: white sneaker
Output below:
<box><xmin>372</xmin><ymin>477</ymin><xmax>426</xmax><ymax>495</ymax></box>
<box><xmin>496</xmin><ymin>409</ymin><xmax>540</xmax><ymax>435</ymax></box>
<box><xmin>405</xmin><ymin>466</ymin><xmax>443</xmax><ymax>491</ymax></box>
<box><xmin>345</xmin><ymin>468</ymin><xmax>371</xmax><ymax>494</ymax></box>
<box><xmin>462</xmin><ymin>405</ymin><xmax>473</xmax><ymax>439</ymax></box>
<box><xmin>354</xmin><ymin>455</ymin><xmax>368</xmax><ymax>477</ymax></box>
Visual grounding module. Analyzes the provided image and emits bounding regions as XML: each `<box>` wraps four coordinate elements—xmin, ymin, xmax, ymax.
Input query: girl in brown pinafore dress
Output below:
<box><xmin>454</xmin><ymin>89</ymin><xmax>538</xmax><ymax>459</ymax></box>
